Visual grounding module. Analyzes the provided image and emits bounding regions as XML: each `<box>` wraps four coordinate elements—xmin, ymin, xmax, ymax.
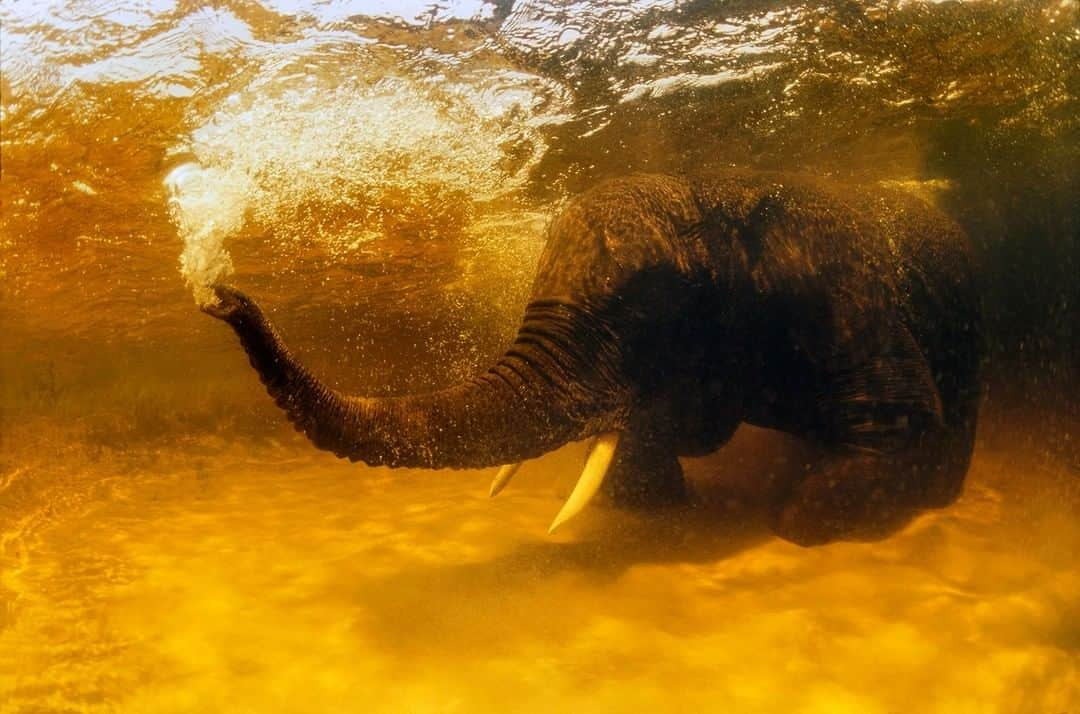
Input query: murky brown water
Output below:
<box><xmin>2</xmin><ymin>1</ymin><xmax>1078</xmax><ymax>711</ymax></box>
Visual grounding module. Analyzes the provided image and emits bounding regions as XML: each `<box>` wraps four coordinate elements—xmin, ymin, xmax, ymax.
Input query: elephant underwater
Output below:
<box><xmin>203</xmin><ymin>170</ymin><xmax>983</xmax><ymax>546</ymax></box>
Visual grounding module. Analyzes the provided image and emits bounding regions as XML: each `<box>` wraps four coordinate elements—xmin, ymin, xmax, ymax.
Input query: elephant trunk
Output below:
<box><xmin>213</xmin><ymin>288</ymin><xmax>625</xmax><ymax>469</ymax></box>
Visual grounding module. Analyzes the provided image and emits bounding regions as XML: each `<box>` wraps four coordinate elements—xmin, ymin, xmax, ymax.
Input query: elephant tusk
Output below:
<box><xmin>583</xmin><ymin>434</ymin><xmax>600</xmax><ymax>461</ymax></box>
<box><xmin>489</xmin><ymin>462</ymin><xmax>522</xmax><ymax>498</ymax></box>
<box><xmin>548</xmin><ymin>431</ymin><xmax>621</xmax><ymax>534</ymax></box>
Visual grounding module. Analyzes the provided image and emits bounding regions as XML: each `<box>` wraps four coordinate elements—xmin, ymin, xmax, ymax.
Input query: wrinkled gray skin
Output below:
<box><xmin>204</xmin><ymin>171</ymin><xmax>982</xmax><ymax>546</ymax></box>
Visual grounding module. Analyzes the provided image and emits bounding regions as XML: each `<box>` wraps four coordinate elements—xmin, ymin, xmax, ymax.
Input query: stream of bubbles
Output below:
<box><xmin>1</xmin><ymin>1</ymin><xmax>1077</xmax><ymax>711</ymax></box>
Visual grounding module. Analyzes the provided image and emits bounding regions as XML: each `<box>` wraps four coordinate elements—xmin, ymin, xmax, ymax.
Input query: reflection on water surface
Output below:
<box><xmin>1</xmin><ymin>0</ymin><xmax>1077</xmax><ymax>711</ymax></box>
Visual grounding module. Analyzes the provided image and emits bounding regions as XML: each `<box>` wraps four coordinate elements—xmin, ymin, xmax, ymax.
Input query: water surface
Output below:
<box><xmin>1</xmin><ymin>0</ymin><xmax>1078</xmax><ymax>711</ymax></box>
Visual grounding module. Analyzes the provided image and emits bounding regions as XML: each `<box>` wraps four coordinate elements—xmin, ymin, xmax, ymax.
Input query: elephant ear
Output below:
<box><xmin>744</xmin><ymin>187</ymin><xmax>943</xmax><ymax>452</ymax></box>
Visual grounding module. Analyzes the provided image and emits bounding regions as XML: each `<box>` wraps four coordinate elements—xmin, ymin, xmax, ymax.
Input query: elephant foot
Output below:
<box><xmin>601</xmin><ymin>433</ymin><xmax>690</xmax><ymax>509</ymax></box>
<box><xmin>769</xmin><ymin>437</ymin><xmax>970</xmax><ymax>547</ymax></box>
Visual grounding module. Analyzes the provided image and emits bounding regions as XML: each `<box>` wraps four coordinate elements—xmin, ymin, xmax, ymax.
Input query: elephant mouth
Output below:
<box><xmin>489</xmin><ymin>431</ymin><xmax>622</xmax><ymax>533</ymax></box>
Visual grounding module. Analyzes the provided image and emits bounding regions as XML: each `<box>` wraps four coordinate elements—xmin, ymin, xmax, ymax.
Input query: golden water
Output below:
<box><xmin>2</xmin><ymin>1</ymin><xmax>1078</xmax><ymax>711</ymax></box>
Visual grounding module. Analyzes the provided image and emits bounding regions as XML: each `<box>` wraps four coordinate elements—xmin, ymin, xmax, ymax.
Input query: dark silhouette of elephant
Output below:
<box><xmin>204</xmin><ymin>170</ymin><xmax>982</xmax><ymax>546</ymax></box>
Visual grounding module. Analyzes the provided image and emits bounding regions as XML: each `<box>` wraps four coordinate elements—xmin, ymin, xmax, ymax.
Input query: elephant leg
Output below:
<box><xmin>770</xmin><ymin>418</ymin><xmax>975</xmax><ymax>547</ymax></box>
<box><xmin>771</xmin><ymin>319</ymin><xmax>980</xmax><ymax>546</ymax></box>
<box><xmin>922</xmin><ymin>390</ymin><xmax>979</xmax><ymax>509</ymax></box>
<box><xmin>601</xmin><ymin>430</ymin><xmax>689</xmax><ymax>509</ymax></box>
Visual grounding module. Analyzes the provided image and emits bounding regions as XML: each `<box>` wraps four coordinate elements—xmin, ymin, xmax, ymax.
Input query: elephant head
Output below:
<box><xmin>202</xmin><ymin>176</ymin><xmax>720</xmax><ymax>531</ymax></box>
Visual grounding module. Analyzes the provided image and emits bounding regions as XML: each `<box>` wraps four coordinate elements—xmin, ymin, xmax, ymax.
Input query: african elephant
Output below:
<box><xmin>203</xmin><ymin>170</ymin><xmax>983</xmax><ymax>545</ymax></box>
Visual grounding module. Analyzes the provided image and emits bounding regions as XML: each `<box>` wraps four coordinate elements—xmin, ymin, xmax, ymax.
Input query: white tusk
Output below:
<box><xmin>548</xmin><ymin>431</ymin><xmax>621</xmax><ymax>534</ymax></box>
<box><xmin>583</xmin><ymin>435</ymin><xmax>600</xmax><ymax>461</ymax></box>
<box><xmin>489</xmin><ymin>462</ymin><xmax>522</xmax><ymax>498</ymax></box>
